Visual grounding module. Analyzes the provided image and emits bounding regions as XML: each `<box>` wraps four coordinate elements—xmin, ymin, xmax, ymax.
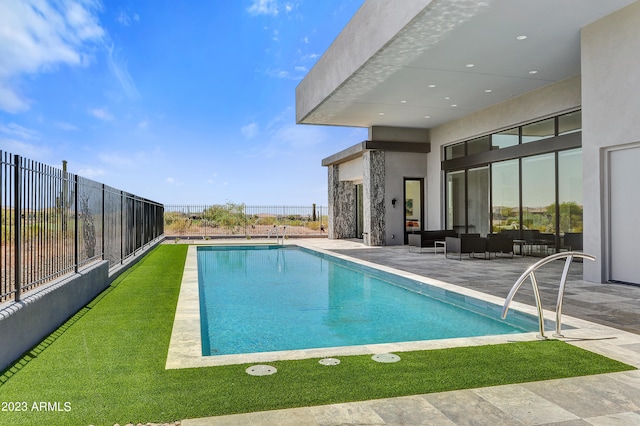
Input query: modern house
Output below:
<box><xmin>296</xmin><ymin>0</ymin><xmax>640</xmax><ymax>285</ymax></box>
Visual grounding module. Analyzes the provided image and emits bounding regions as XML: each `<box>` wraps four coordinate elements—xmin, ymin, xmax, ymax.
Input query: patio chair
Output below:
<box><xmin>445</xmin><ymin>236</ymin><xmax>487</xmax><ymax>260</ymax></box>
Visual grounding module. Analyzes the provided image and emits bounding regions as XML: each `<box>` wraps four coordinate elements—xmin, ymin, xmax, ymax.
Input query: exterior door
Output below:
<box><xmin>404</xmin><ymin>178</ymin><xmax>424</xmax><ymax>243</ymax></box>
<box><xmin>356</xmin><ymin>183</ymin><xmax>364</xmax><ymax>239</ymax></box>
<box><xmin>609</xmin><ymin>146</ymin><xmax>640</xmax><ymax>284</ymax></box>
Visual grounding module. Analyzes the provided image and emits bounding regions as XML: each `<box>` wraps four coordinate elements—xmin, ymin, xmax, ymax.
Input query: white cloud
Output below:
<box><xmin>116</xmin><ymin>10</ymin><xmax>139</xmax><ymax>26</ymax></box>
<box><xmin>241</xmin><ymin>122</ymin><xmax>259</xmax><ymax>139</ymax></box>
<box><xmin>247</xmin><ymin>1</ymin><xmax>299</xmax><ymax>17</ymax></box>
<box><xmin>0</xmin><ymin>138</ymin><xmax>51</xmax><ymax>160</ymax></box>
<box><xmin>301</xmin><ymin>53</ymin><xmax>320</xmax><ymax>61</ymax></box>
<box><xmin>247</xmin><ymin>0</ymin><xmax>279</xmax><ymax>16</ymax></box>
<box><xmin>245</xmin><ymin>107</ymin><xmax>331</xmax><ymax>160</ymax></box>
<box><xmin>0</xmin><ymin>0</ymin><xmax>105</xmax><ymax>113</ymax></box>
<box><xmin>302</xmin><ymin>36</ymin><xmax>309</xmax><ymax>44</ymax></box>
<box><xmin>89</xmin><ymin>107</ymin><xmax>114</xmax><ymax>121</ymax></box>
<box><xmin>0</xmin><ymin>122</ymin><xmax>39</xmax><ymax>140</ymax></box>
<box><xmin>137</xmin><ymin>120</ymin><xmax>149</xmax><ymax>130</ymax></box>
<box><xmin>54</xmin><ymin>121</ymin><xmax>80</xmax><ymax>131</ymax></box>
<box><xmin>166</xmin><ymin>176</ymin><xmax>184</xmax><ymax>187</ymax></box>
<box><xmin>0</xmin><ymin>86</ymin><xmax>30</xmax><ymax>113</ymax></box>
<box><xmin>99</xmin><ymin>152</ymin><xmax>133</xmax><ymax>168</ymax></box>
<box><xmin>107</xmin><ymin>44</ymin><xmax>139</xmax><ymax>100</ymax></box>
<box><xmin>261</xmin><ymin>67</ymin><xmax>306</xmax><ymax>80</ymax></box>
<box><xmin>294</xmin><ymin>66</ymin><xmax>308</xmax><ymax>72</ymax></box>
<box><xmin>76</xmin><ymin>166</ymin><xmax>105</xmax><ymax>179</ymax></box>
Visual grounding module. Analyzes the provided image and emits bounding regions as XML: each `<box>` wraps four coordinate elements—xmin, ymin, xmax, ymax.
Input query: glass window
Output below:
<box><xmin>492</xmin><ymin>128</ymin><xmax>519</xmax><ymax>149</ymax></box>
<box><xmin>404</xmin><ymin>179</ymin><xmax>422</xmax><ymax>234</ymax></box>
<box><xmin>522</xmin><ymin>118</ymin><xmax>555</xmax><ymax>143</ymax></box>
<box><xmin>558</xmin><ymin>149</ymin><xmax>583</xmax><ymax>250</ymax></box>
<box><xmin>491</xmin><ymin>160</ymin><xmax>519</xmax><ymax>233</ymax></box>
<box><xmin>446</xmin><ymin>170</ymin><xmax>465</xmax><ymax>233</ymax></box>
<box><xmin>445</xmin><ymin>142</ymin><xmax>465</xmax><ymax>160</ymax></box>
<box><xmin>522</xmin><ymin>153</ymin><xmax>556</xmax><ymax>252</ymax></box>
<box><xmin>467</xmin><ymin>166</ymin><xmax>489</xmax><ymax>236</ymax></box>
<box><xmin>558</xmin><ymin>111</ymin><xmax>581</xmax><ymax>135</ymax></box>
<box><xmin>467</xmin><ymin>136</ymin><xmax>491</xmax><ymax>156</ymax></box>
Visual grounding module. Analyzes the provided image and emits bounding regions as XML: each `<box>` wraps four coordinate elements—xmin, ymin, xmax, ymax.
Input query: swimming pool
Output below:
<box><xmin>197</xmin><ymin>245</ymin><xmax>538</xmax><ymax>356</ymax></box>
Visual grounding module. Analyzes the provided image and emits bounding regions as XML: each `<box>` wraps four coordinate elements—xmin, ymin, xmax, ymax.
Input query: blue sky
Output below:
<box><xmin>0</xmin><ymin>0</ymin><xmax>367</xmax><ymax>206</ymax></box>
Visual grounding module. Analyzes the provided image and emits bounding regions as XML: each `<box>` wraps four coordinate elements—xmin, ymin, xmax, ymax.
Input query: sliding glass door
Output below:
<box><xmin>491</xmin><ymin>159</ymin><xmax>519</xmax><ymax>233</ymax></box>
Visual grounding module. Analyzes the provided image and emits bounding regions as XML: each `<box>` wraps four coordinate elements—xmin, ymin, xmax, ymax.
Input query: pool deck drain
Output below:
<box><xmin>372</xmin><ymin>353</ymin><xmax>401</xmax><ymax>363</ymax></box>
<box><xmin>246</xmin><ymin>365</ymin><xmax>277</xmax><ymax>376</ymax></box>
<box><xmin>166</xmin><ymin>241</ymin><xmax>640</xmax><ymax>370</ymax></box>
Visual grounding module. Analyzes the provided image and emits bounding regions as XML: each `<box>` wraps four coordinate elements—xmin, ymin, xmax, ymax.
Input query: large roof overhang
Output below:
<box><xmin>296</xmin><ymin>0</ymin><xmax>635</xmax><ymax>130</ymax></box>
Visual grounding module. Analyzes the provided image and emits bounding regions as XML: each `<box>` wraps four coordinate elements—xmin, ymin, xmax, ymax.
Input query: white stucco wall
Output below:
<box><xmin>426</xmin><ymin>76</ymin><xmax>582</xmax><ymax>231</ymax></box>
<box><xmin>296</xmin><ymin>0</ymin><xmax>433</xmax><ymax>123</ymax></box>
<box><xmin>338</xmin><ymin>157</ymin><xmax>364</xmax><ymax>182</ymax></box>
<box><xmin>384</xmin><ymin>151</ymin><xmax>428</xmax><ymax>245</ymax></box>
<box><xmin>581</xmin><ymin>1</ymin><xmax>640</xmax><ymax>282</ymax></box>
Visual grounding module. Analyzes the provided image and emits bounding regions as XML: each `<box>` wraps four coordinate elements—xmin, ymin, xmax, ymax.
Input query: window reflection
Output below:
<box><xmin>522</xmin><ymin>153</ymin><xmax>556</xmax><ymax>252</ymax></box>
<box><xmin>558</xmin><ymin>111</ymin><xmax>581</xmax><ymax>135</ymax></box>
<box><xmin>446</xmin><ymin>171</ymin><xmax>465</xmax><ymax>234</ymax></box>
<box><xmin>491</xmin><ymin>160</ymin><xmax>519</xmax><ymax>233</ymax></box>
<box><xmin>443</xmin><ymin>110</ymin><xmax>582</xmax><ymax>254</ymax></box>
<box><xmin>558</xmin><ymin>149</ymin><xmax>583</xmax><ymax>250</ymax></box>
<box><xmin>445</xmin><ymin>142</ymin><xmax>465</xmax><ymax>160</ymax></box>
<box><xmin>522</xmin><ymin>118</ymin><xmax>555</xmax><ymax>143</ymax></box>
<box><xmin>492</xmin><ymin>128</ymin><xmax>519</xmax><ymax>149</ymax></box>
<box><xmin>467</xmin><ymin>136</ymin><xmax>491</xmax><ymax>156</ymax></box>
<box><xmin>467</xmin><ymin>166</ymin><xmax>489</xmax><ymax>236</ymax></box>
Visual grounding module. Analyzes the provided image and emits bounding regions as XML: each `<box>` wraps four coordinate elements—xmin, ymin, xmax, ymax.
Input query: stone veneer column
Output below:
<box><xmin>363</xmin><ymin>151</ymin><xmax>385</xmax><ymax>245</ymax></box>
<box><xmin>328</xmin><ymin>164</ymin><xmax>356</xmax><ymax>239</ymax></box>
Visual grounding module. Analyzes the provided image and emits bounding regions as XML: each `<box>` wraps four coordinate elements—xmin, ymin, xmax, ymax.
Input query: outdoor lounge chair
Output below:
<box><xmin>408</xmin><ymin>230</ymin><xmax>457</xmax><ymax>253</ymax></box>
<box><xmin>486</xmin><ymin>234</ymin><xmax>514</xmax><ymax>258</ymax></box>
<box><xmin>445</xmin><ymin>236</ymin><xmax>487</xmax><ymax>260</ymax></box>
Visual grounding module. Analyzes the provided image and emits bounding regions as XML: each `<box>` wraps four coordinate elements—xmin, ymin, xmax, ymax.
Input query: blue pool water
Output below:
<box><xmin>198</xmin><ymin>246</ymin><xmax>537</xmax><ymax>356</ymax></box>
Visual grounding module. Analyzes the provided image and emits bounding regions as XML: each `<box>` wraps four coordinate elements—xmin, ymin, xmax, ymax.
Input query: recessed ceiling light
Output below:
<box><xmin>378</xmin><ymin>112</ymin><xmax>385</xmax><ymax>116</ymax></box>
<box><xmin>444</xmin><ymin>96</ymin><xmax>451</xmax><ymax>100</ymax></box>
<box><xmin>484</xmin><ymin>89</ymin><xmax>493</xmax><ymax>93</ymax></box>
<box><xmin>451</xmin><ymin>104</ymin><xmax>457</xmax><ymax>107</ymax></box>
<box><xmin>516</xmin><ymin>35</ymin><xmax>527</xmax><ymax>40</ymax></box>
<box><xmin>424</xmin><ymin>115</ymin><xmax>431</xmax><ymax>119</ymax></box>
<box><xmin>465</xmin><ymin>63</ymin><xmax>475</xmax><ymax>68</ymax></box>
<box><xmin>428</xmin><ymin>84</ymin><xmax>436</xmax><ymax>88</ymax></box>
<box><xmin>529</xmin><ymin>70</ymin><xmax>538</xmax><ymax>74</ymax></box>
<box><xmin>400</xmin><ymin>100</ymin><xmax>407</xmax><ymax>104</ymax></box>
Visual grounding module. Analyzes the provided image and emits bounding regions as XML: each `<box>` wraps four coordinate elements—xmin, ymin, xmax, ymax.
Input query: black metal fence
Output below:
<box><xmin>1</xmin><ymin>152</ymin><xmax>164</xmax><ymax>303</ymax></box>
<box><xmin>164</xmin><ymin>204</ymin><xmax>327</xmax><ymax>239</ymax></box>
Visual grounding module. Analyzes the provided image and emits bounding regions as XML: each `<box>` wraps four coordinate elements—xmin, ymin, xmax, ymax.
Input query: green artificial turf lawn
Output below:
<box><xmin>0</xmin><ymin>245</ymin><xmax>635</xmax><ymax>426</ymax></box>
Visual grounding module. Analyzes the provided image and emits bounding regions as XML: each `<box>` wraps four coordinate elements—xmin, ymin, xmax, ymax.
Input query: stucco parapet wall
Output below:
<box><xmin>296</xmin><ymin>0</ymin><xmax>434</xmax><ymax>123</ymax></box>
<box><xmin>322</xmin><ymin>140</ymin><xmax>431</xmax><ymax>167</ymax></box>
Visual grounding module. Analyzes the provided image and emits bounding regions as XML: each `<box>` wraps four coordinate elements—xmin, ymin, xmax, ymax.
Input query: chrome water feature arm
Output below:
<box><xmin>501</xmin><ymin>251</ymin><xmax>595</xmax><ymax>339</ymax></box>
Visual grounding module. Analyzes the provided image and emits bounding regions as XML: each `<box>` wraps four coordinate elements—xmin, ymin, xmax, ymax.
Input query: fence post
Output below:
<box><xmin>74</xmin><ymin>175</ymin><xmax>79</xmax><ymax>273</ymax></box>
<box><xmin>102</xmin><ymin>184</ymin><xmax>105</xmax><ymax>260</ymax></box>
<box><xmin>13</xmin><ymin>154</ymin><xmax>21</xmax><ymax>302</ymax></box>
<box><xmin>133</xmin><ymin>197</ymin><xmax>137</xmax><ymax>256</ymax></box>
<box><xmin>120</xmin><ymin>191</ymin><xmax>124</xmax><ymax>265</ymax></box>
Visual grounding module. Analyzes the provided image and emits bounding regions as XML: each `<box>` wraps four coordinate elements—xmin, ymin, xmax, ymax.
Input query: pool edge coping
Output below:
<box><xmin>165</xmin><ymin>241</ymin><xmax>640</xmax><ymax>369</ymax></box>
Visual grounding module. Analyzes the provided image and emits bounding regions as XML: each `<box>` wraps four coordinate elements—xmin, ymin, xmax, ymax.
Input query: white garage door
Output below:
<box><xmin>609</xmin><ymin>145</ymin><xmax>640</xmax><ymax>284</ymax></box>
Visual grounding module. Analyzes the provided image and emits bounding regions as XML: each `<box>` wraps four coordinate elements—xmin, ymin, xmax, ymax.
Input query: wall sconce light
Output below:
<box><xmin>391</xmin><ymin>198</ymin><xmax>397</xmax><ymax>208</ymax></box>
